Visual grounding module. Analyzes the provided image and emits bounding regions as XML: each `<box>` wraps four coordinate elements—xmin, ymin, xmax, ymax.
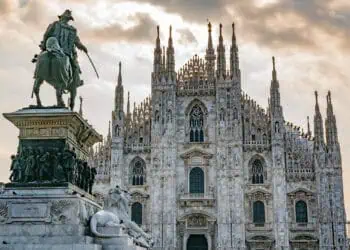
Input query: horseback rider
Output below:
<box><xmin>33</xmin><ymin>9</ymin><xmax>88</xmax><ymax>110</ymax></box>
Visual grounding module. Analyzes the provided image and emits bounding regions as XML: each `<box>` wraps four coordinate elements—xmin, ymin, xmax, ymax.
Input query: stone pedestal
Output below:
<box><xmin>94</xmin><ymin>226</ymin><xmax>147</xmax><ymax>250</ymax></box>
<box><xmin>0</xmin><ymin>184</ymin><xmax>102</xmax><ymax>250</ymax></box>
<box><xmin>0</xmin><ymin>107</ymin><xmax>105</xmax><ymax>249</ymax></box>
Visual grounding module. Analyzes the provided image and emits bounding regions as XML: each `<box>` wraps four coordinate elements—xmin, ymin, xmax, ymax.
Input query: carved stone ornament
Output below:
<box><xmin>187</xmin><ymin>214</ymin><xmax>208</xmax><ymax>228</ymax></box>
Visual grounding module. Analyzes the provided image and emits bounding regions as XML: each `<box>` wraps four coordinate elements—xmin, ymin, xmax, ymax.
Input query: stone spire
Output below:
<box><xmin>307</xmin><ymin>116</ymin><xmax>312</xmax><ymax>137</ymax></box>
<box><xmin>230</xmin><ymin>22</ymin><xmax>240</xmax><ymax>79</ymax></box>
<box><xmin>325</xmin><ymin>91</ymin><xmax>339</xmax><ymax>148</ymax></box>
<box><xmin>162</xmin><ymin>46</ymin><xmax>166</xmax><ymax>74</ymax></box>
<box><xmin>166</xmin><ymin>25</ymin><xmax>175</xmax><ymax>79</ymax></box>
<box><xmin>126</xmin><ymin>91</ymin><xmax>131</xmax><ymax>127</ymax></box>
<box><xmin>107</xmin><ymin>120</ymin><xmax>111</xmax><ymax>142</ymax></box>
<box><xmin>127</xmin><ymin>92</ymin><xmax>131</xmax><ymax>117</ymax></box>
<box><xmin>153</xmin><ymin>26</ymin><xmax>162</xmax><ymax>76</ymax></box>
<box><xmin>115</xmin><ymin>61</ymin><xmax>124</xmax><ymax>113</ymax></box>
<box><xmin>216</xmin><ymin>23</ymin><xmax>226</xmax><ymax>79</ymax></box>
<box><xmin>79</xmin><ymin>96</ymin><xmax>83</xmax><ymax>117</ymax></box>
<box><xmin>270</xmin><ymin>57</ymin><xmax>281</xmax><ymax>115</ymax></box>
<box><xmin>313</xmin><ymin>91</ymin><xmax>325</xmax><ymax>149</ymax></box>
<box><xmin>205</xmin><ymin>22</ymin><xmax>215</xmax><ymax>79</ymax></box>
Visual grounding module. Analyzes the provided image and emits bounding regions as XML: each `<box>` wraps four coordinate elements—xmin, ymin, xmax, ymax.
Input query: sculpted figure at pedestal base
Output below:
<box><xmin>90</xmin><ymin>186</ymin><xmax>153</xmax><ymax>248</ymax></box>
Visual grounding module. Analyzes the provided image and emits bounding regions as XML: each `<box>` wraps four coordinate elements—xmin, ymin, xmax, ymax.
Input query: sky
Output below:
<box><xmin>0</xmin><ymin>0</ymin><xmax>349</xmax><ymax>214</ymax></box>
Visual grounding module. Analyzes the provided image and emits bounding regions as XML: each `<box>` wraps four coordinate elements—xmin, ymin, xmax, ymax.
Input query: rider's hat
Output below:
<box><xmin>58</xmin><ymin>9</ymin><xmax>74</xmax><ymax>21</ymax></box>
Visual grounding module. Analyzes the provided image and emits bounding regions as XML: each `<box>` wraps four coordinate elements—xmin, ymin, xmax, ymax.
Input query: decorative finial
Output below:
<box><xmin>157</xmin><ymin>25</ymin><xmax>160</xmax><ymax>38</ymax></box>
<box><xmin>219</xmin><ymin>23</ymin><xmax>223</xmax><ymax>36</ymax></box>
<box><xmin>315</xmin><ymin>91</ymin><xmax>318</xmax><ymax>103</ymax></box>
<box><xmin>307</xmin><ymin>116</ymin><xmax>311</xmax><ymax>135</ymax></box>
<box><xmin>208</xmin><ymin>21</ymin><xmax>212</xmax><ymax>32</ymax></box>
<box><xmin>169</xmin><ymin>25</ymin><xmax>172</xmax><ymax>38</ymax></box>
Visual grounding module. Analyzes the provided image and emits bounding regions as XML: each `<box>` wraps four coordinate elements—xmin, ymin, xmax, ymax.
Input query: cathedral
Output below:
<box><xmin>89</xmin><ymin>22</ymin><xmax>347</xmax><ymax>250</ymax></box>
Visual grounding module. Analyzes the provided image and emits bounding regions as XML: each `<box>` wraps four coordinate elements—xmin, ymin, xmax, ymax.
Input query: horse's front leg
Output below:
<box><xmin>56</xmin><ymin>87</ymin><xmax>65</xmax><ymax>107</ymax></box>
<box><xmin>33</xmin><ymin>78</ymin><xmax>43</xmax><ymax>107</ymax></box>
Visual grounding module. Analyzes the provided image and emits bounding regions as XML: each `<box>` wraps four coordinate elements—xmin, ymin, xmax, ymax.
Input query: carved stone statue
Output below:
<box><xmin>90</xmin><ymin>186</ymin><xmax>153</xmax><ymax>248</ymax></box>
<box><xmin>32</xmin><ymin>9</ymin><xmax>88</xmax><ymax>110</ymax></box>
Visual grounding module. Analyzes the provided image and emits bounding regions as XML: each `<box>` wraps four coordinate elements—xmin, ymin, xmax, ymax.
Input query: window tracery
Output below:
<box><xmin>189</xmin><ymin>105</ymin><xmax>204</xmax><ymax>142</ymax></box>
<box><xmin>130</xmin><ymin>158</ymin><xmax>146</xmax><ymax>186</ymax></box>
<box><xmin>252</xmin><ymin>159</ymin><xmax>264</xmax><ymax>184</ymax></box>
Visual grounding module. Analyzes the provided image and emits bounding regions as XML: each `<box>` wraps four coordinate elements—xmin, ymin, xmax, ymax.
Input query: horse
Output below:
<box><xmin>32</xmin><ymin>37</ymin><xmax>73</xmax><ymax>108</ymax></box>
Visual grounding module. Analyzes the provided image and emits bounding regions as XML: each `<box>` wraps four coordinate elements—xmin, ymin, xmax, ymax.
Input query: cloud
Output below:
<box><xmin>128</xmin><ymin>0</ymin><xmax>350</xmax><ymax>52</ymax></box>
<box><xmin>83</xmin><ymin>13</ymin><xmax>158</xmax><ymax>44</ymax></box>
<box><xmin>0</xmin><ymin>0</ymin><xmax>19</xmax><ymax>15</ymax></box>
<box><xmin>177</xmin><ymin>28</ymin><xmax>197</xmax><ymax>45</ymax></box>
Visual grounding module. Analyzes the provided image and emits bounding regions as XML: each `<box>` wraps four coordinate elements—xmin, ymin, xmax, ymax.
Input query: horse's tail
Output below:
<box><xmin>89</xmin><ymin>215</ymin><xmax>119</xmax><ymax>238</ymax></box>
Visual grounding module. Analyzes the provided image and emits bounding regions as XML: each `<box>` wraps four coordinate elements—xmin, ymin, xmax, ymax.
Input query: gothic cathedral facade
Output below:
<box><xmin>89</xmin><ymin>23</ymin><xmax>347</xmax><ymax>250</ymax></box>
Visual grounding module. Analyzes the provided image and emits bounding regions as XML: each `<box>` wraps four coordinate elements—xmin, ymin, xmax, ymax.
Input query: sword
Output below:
<box><xmin>85</xmin><ymin>52</ymin><xmax>99</xmax><ymax>79</ymax></box>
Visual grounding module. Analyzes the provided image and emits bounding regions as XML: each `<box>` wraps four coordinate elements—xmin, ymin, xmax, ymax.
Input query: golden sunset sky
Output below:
<box><xmin>0</xmin><ymin>0</ymin><xmax>349</xmax><ymax>215</ymax></box>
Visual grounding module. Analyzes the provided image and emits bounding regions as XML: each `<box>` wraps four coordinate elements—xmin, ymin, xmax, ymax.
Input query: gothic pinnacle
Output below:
<box><xmin>307</xmin><ymin>116</ymin><xmax>311</xmax><ymax>136</ymax></box>
<box><xmin>207</xmin><ymin>21</ymin><xmax>213</xmax><ymax>49</ymax></box>
<box><xmin>118</xmin><ymin>61</ymin><xmax>122</xmax><ymax>86</ymax></box>
<box><xmin>272</xmin><ymin>56</ymin><xmax>277</xmax><ymax>82</ymax></box>
<box><xmin>127</xmin><ymin>91</ymin><xmax>130</xmax><ymax>115</ymax></box>
<box><xmin>315</xmin><ymin>91</ymin><xmax>320</xmax><ymax>113</ymax></box>
<box><xmin>232</xmin><ymin>22</ymin><xmax>236</xmax><ymax>42</ymax></box>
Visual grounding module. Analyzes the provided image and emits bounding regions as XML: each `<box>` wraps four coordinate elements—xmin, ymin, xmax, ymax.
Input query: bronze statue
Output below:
<box><xmin>9</xmin><ymin>155</ymin><xmax>20</xmax><ymax>182</ymax></box>
<box><xmin>32</xmin><ymin>9</ymin><xmax>97</xmax><ymax>110</ymax></box>
<box><xmin>24</xmin><ymin>148</ymin><xmax>36</xmax><ymax>182</ymax></box>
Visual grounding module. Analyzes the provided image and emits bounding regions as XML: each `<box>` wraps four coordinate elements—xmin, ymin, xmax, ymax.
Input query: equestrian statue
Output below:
<box><xmin>32</xmin><ymin>9</ymin><xmax>98</xmax><ymax>110</ymax></box>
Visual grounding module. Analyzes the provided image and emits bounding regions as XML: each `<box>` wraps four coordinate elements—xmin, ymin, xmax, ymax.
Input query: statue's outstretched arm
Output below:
<box><xmin>75</xmin><ymin>35</ymin><xmax>88</xmax><ymax>53</ymax></box>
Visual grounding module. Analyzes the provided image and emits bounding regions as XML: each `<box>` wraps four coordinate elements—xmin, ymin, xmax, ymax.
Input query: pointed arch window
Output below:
<box><xmin>115</xmin><ymin>125</ymin><xmax>120</xmax><ymax>136</ymax></box>
<box><xmin>252</xmin><ymin>159</ymin><xmax>264</xmax><ymax>184</ymax></box>
<box><xmin>189</xmin><ymin>105</ymin><xmax>204</xmax><ymax>142</ymax></box>
<box><xmin>189</xmin><ymin>167</ymin><xmax>204</xmax><ymax>194</ymax></box>
<box><xmin>131</xmin><ymin>160</ymin><xmax>145</xmax><ymax>185</ymax></box>
<box><xmin>296</xmin><ymin>200</ymin><xmax>308</xmax><ymax>223</ymax></box>
<box><xmin>253</xmin><ymin>201</ymin><xmax>265</xmax><ymax>224</ymax></box>
<box><xmin>131</xmin><ymin>202</ymin><xmax>142</xmax><ymax>225</ymax></box>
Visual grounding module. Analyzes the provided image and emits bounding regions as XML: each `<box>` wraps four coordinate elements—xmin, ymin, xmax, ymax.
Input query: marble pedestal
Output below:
<box><xmin>94</xmin><ymin>226</ymin><xmax>147</xmax><ymax>250</ymax></box>
<box><xmin>0</xmin><ymin>183</ymin><xmax>102</xmax><ymax>250</ymax></box>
